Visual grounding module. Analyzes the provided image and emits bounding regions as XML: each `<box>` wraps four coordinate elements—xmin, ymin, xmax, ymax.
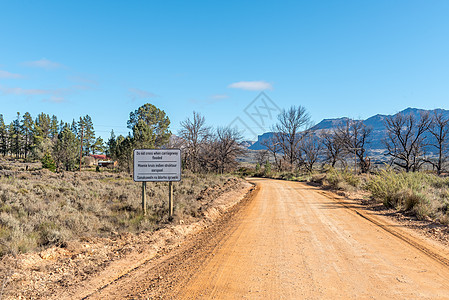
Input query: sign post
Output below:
<box><xmin>133</xmin><ymin>149</ymin><xmax>181</xmax><ymax>216</ymax></box>
<box><xmin>169</xmin><ymin>181</ymin><xmax>173</xmax><ymax>218</ymax></box>
<box><xmin>142</xmin><ymin>181</ymin><xmax>147</xmax><ymax>215</ymax></box>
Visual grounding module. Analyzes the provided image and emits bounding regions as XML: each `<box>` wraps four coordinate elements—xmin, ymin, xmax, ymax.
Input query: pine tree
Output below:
<box><xmin>106</xmin><ymin>130</ymin><xmax>117</xmax><ymax>159</ymax></box>
<box><xmin>127</xmin><ymin>103</ymin><xmax>171</xmax><ymax>149</ymax></box>
<box><xmin>53</xmin><ymin>124</ymin><xmax>79</xmax><ymax>171</ymax></box>
<box><xmin>50</xmin><ymin>115</ymin><xmax>58</xmax><ymax>139</ymax></box>
<box><xmin>92</xmin><ymin>137</ymin><xmax>105</xmax><ymax>154</ymax></box>
<box><xmin>71</xmin><ymin>119</ymin><xmax>78</xmax><ymax>136</ymax></box>
<box><xmin>21</xmin><ymin>112</ymin><xmax>35</xmax><ymax>159</ymax></box>
<box><xmin>0</xmin><ymin>115</ymin><xmax>7</xmax><ymax>156</ymax></box>
<box><xmin>11</xmin><ymin>113</ymin><xmax>22</xmax><ymax>158</ymax></box>
<box><xmin>78</xmin><ymin>115</ymin><xmax>95</xmax><ymax>156</ymax></box>
<box><xmin>33</xmin><ymin>113</ymin><xmax>54</xmax><ymax>160</ymax></box>
<box><xmin>115</xmin><ymin>135</ymin><xmax>133</xmax><ymax>173</ymax></box>
<box><xmin>35</xmin><ymin>113</ymin><xmax>51</xmax><ymax>139</ymax></box>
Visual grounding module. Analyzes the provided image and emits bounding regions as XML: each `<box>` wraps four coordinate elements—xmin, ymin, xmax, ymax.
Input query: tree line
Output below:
<box><xmin>0</xmin><ymin>112</ymin><xmax>104</xmax><ymax>171</ymax></box>
<box><xmin>259</xmin><ymin>107</ymin><xmax>449</xmax><ymax>175</ymax></box>
<box><xmin>1</xmin><ymin>103</ymin><xmax>245</xmax><ymax>174</ymax></box>
<box><xmin>106</xmin><ymin>107</ymin><xmax>244</xmax><ymax>174</ymax></box>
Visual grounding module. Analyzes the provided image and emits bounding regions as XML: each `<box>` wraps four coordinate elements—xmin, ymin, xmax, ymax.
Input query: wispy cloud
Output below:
<box><xmin>0</xmin><ymin>86</ymin><xmax>48</xmax><ymax>95</ymax></box>
<box><xmin>128</xmin><ymin>88</ymin><xmax>158</xmax><ymax>101</ymax></box>
<box><xmin>0</xmin><ymin>84</ymin><xmax>92</xmax><ymax>103</ymax></box>
<box><xmin>22</xmin><ymin>58</ymin><xmax>63</xmax><ymax>69</ymax></box>
<box><xmin>211</xmin><ymin>94</ymin><xmax>229</xmax><ymax>100</ymax></box>
<box><xmin>43</xmin><ymin>96</ymin><xmax>66</xmax><ymax>103</ymax></box>
<box><xmin>0</xmin><ymin>70</ymin><xmax>22</xmax><ymax>79</ymax></box>
<box><xmin>228</xmin><ymin>81</ymin><xmax>273</xmax><ymax>91</ymax></box>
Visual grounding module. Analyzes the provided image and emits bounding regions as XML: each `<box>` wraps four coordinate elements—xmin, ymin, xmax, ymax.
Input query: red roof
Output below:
<box><xmin>90</xmin><ymin>154</ymin><xmax>108</xmax><ymax>160</ymax></box>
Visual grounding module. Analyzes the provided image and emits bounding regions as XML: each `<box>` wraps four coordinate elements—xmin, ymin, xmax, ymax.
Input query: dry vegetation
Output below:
<box><xmin>248</xmin><ymin>164</ymin><xmax>449</xmax><ymax>226</ymax></box>
<box><xmin>0</xmin><ymin>158</ymin><xmax>238</xmax><ymax>257</ymax></box>
<box><xmin>314</xmin><ymin>168</ymin><xmax>449</xmax><ymax>225</ymax></box>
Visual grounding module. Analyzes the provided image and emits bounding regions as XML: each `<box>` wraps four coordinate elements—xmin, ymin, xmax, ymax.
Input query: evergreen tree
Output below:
<box><xmin>92</xmin><ymin>137</ymin><xmax>105</xmax><ymax>154</ymax></box>
<box><xmin>21</xmin><ymin>112</ymin><xmax>35</xmax><ymax>159</ymax></box>
<box><xmin>41</xmin><ymin>152</ymin><xmax>56</xmax><ymax>172</ymax></box>
<box><xmin>115</xmin><ymin>135</ymin><xmax>133</xmax><ymax>173</ymax></box>
<box><xmin>53</xmin><ymin>124</ymin><xmax>79</xmax><ymax>171</ymax></box>
<box><xmin>78</xmin><ymin>115</ymin><xmax>95</xmax><ymax>155</ymax></box>
<box><xmin>71</xmin><ymin>119</ymin><xmax>78</xmax><ymax>136</ymax></box>
<box><xmin>0</xmin><ymin>114</ymin><xmax>7</xmax><ymax>156</ymax></box>
<box><xmin>106</xmin><ymin>130</ymin><xmax>117</xmax><ymax>159</ymax></box>
<box><xmin>11</xmin><ymin>113</ymin><xmax>22</xmax><ymax>158</ymax></box>
<box><xmin>33</xmin><ymin>113</ymin><xmax>54</xmax><ymax>160</ymax></box>
<box><xmin>35</xmin><ymin>113</ymin><xmax>51</xmax><ymax>139</ymax></box>
<box><xmin>127</xmin><ymin>103</ymin><xmax>171</xmax><ymax>149</ymax></box>
<box><xmin>7</xmin><ymin>123</ymin><xmax>14</xmax><ymax>156</ymax></box>
<box><xmin>50</xmin><ymin>115</ymin><xmax>58</xmax><ymax>139</ymax></box>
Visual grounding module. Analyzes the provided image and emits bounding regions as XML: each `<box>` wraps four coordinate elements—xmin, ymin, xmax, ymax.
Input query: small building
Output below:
<box><xmin>84</xmin><ymin>154</ymin><xmax>117</xmax><ymax>168</ymax></box>
<box><xmin>98</xmin><ymin>160</ymin><xmax>118</xmax><ymax>168</ymax></box>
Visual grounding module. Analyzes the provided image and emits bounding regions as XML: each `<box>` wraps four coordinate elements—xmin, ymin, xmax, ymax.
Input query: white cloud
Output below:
<box><xmin>23</xmin><ymin>58</ymin><xmax>63</xmax><ymax>69</ymax></box>
<box><xmin>0</xmin><ymin>84</ymin><xmax>92</xmax><ymax>103</ymax></box>
<box><xmin>0</xmin><ymin>86</ymin><xmax>48</xmax><ymax>95</ymax></box>
<box><xmin>129</xmin><ymin>88</ymin><xmax>158</xmax><ymax>101</ymax></box>
<box><xmin>0</xmin><ymin>70</ymin><xmax>22</xmax><ymax>79</ymax></box>
<box><xmin>228</xmin><ymin>81</ymin><xmax>273</xmax><ymax>91</ymax></box>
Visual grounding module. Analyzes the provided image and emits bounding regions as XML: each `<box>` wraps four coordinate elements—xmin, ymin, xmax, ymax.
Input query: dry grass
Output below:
<box><xmin>0</xmin><ymin>159</ymin><xmax>234</xmax><ymax>256</ymax></box>
<box><xmin>366</xmin><ymin>169</ymin><xmax>449</xmax><ymax>223</ymax></box>
<box><xmin>319</xmin><ymin>167</ymin><xmax>449</xmax><ymax>224</ymax></box>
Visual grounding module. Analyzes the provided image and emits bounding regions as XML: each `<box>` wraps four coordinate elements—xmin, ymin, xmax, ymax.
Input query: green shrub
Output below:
<box><xmin>365</xmin><ymin>169</ymin><xmax>449</xmax><ymax>221</ymax></box>
<box><xmin>264</xmin><ymin>161</ymin><xmax>271</xmax><ymax>176</ymax></box>
<box><xmin>326</xmin><ymin>168</ymin><xmax>360</xmax><ymax>190</ymax></box>
<box><xmin>41</xmin><ymin>152</ymin><xmax>56</xmax><ymax>172</ymax></box>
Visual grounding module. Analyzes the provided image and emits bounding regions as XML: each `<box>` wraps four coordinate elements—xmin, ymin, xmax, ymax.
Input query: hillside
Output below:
<box><xmin>249</xmin><ymin>107</ymin><xmax>449</xmax><ymax>153</ymax></box>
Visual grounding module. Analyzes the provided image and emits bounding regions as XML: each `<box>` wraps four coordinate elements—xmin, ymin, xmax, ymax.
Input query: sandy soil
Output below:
<box><xmin>87</xmin><ymin>177</ymin><xmax>449</xmax><ymax>299</ymax></box>
<box><xmin>0</xmin><ymin>178</ymin><xmax>253</xmax><ymax>299</ymax></box>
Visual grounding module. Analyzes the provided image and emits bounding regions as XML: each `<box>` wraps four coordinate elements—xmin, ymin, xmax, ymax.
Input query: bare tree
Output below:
<box><xmin>298</xmin><ymin>131</ymin><xmax>322</xmax><ymax>173</ymax></box>
<box><xmin>383</xmin><ymin>112</ymin><xmax>431</xmax><ymax>172</ymax></box>
<box><xmin>425</xmin><ymin>111</ymin><xmax>449</xmax><ymax>175</ymax></box>
<box><xmin>335</xmin><ymin>120</ymin><xmax>372</xmax><ymax>173</ymax></box>
<box><xmin>260</xmin><ymin>135</ymin><xmax>282</xmax><ymax>170</ymax></box>
<box><xmin>255</xmin><ymin>149</ymin><xmax>269</xmax><ymax>166</ymax></box>
<box><xmin>178</xmin><ymin>112</ymin><xmax>211</xmax><ymax>172</ymax></box>
<box><xmin>273</xmin><ymin>106</ymin><xmax>311</xmax><ymax>171</ymax></box>
<box><xmin>207</xmin><ymin>126</ymin><xmax>245</xmax><ymax>174</ymax></box>
<box><xmin>321</xmin><ymin>129</ymin><xmax>344</xmax><ymax>168</ymax></box>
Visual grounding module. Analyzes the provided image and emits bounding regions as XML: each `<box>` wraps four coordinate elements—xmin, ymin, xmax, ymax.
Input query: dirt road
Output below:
<box><xmin>90</xmin><ymin>178</ymin><xmax>449</xmax><ymax>299</ymax></box>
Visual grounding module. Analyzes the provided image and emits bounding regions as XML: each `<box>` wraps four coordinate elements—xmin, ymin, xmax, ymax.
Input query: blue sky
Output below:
<box><xmin>1</xmin><ymin>0</ymin><xmax>449</xmax><ymax>141</ymax></box>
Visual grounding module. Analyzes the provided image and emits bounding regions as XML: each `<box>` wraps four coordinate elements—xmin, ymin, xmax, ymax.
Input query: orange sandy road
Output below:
<box><xmin>177</xmin><ymin>178</ymin><xmax>449</xmax><ymax>299</ymax></box>
<box><xmin>92</xmin><ymin>178</ymin><xmax>449</xmax><ymax>299</ymax></box>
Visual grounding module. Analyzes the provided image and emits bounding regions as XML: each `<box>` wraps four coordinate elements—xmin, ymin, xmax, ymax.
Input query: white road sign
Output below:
<box><xmin>133</xmin><ymin>149</ymin><xmax>181</xmax><ymax>182</ymax></box>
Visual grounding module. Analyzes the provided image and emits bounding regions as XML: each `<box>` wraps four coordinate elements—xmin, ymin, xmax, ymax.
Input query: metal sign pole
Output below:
<box><xmin>142</xmin><ymin>181</ymin><xmax>147</xmax><ymax>215</ymax></box>
<box><xmin>169</xmin><ymin>181</ymin><xmax>173</xmax><ymax>219</ymax></box>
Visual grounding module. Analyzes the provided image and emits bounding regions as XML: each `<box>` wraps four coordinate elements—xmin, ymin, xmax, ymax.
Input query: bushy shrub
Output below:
<box><xmin>326</xmin><ymin>168</ymin><xmax>360</xmax><ymax>190</ymax></box>
<box><xmin>366</xmin><ymin>169</ymin><xmax>449</xmax><ymax>220</ymax></box>
<box><xmin>41</xmin><ymin>152</ymin><xmax>56</xmax><ymax>172</ymax></box>
<box><xmin>264</xmin><ymin>161</ymin><xmax>271</xmax><ymax>176</ymax></box>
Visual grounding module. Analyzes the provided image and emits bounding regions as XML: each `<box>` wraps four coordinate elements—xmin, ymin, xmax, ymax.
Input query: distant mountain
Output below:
<box><xmin>248</xmin><ymin>107</ymin><xmax>449</xmax><ymax>152</ymax></box>
<box><xmin>310</xmin><ymin>117</ymin><xmax>350</xmax><ymax>130</ymax></box>
<box><xmin>240</xmin><ymin>140</ymin><xmax>256</xmax><ymax>148</ymax></box>
<box><xmin>249</xmin><ymin>132</ymin><xmax>275</xmax><ymax>150</ymax></box>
